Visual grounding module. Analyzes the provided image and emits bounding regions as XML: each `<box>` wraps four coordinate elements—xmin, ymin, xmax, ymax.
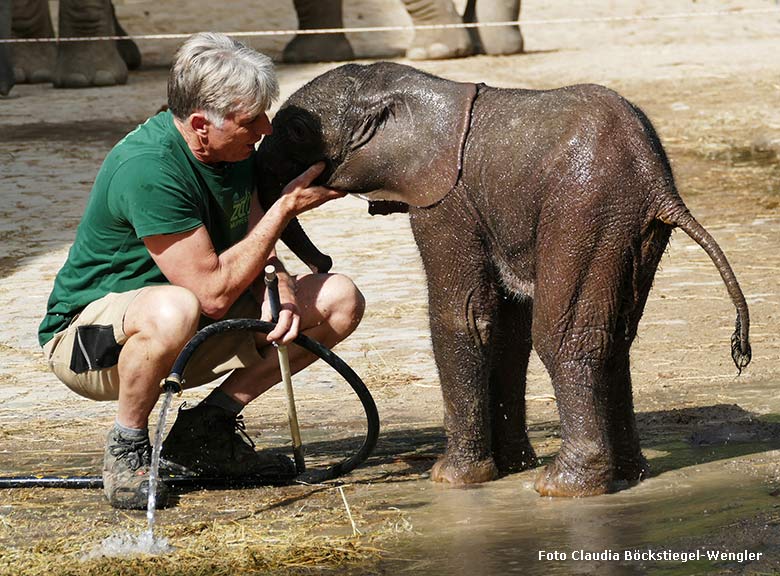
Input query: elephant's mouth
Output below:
<box><xmin>366</xmin><ymin>199</ymin><xmax>409</xmax><ymax>215</ymax></box>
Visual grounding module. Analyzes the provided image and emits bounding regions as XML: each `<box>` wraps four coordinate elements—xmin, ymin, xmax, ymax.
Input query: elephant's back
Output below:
<box><xmin>460</xmin><ymin>84</ymin><xmax>671</xmax><ymax>281</ymax></box>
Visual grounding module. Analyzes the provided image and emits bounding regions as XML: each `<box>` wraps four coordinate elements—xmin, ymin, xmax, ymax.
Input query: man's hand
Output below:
<box><xmin>262</xmin><ymin>269</ymin><xmax>300</xmax><ymax>345</ymax></box>
<box><xmin>278</xmin><ymin>162</ymin><xmax>346</xmax><ymax>217</ymax></box>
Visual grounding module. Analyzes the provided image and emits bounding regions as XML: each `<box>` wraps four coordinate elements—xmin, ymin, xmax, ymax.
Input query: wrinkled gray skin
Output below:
<box><xmin>285</xmin><ymin>0</ymin><xmax>522</xmax><ymax>63</ymax></box>
<box><xmin>0</xmin><ymin>0</ymin><xmax>13</xmax><ymax>95</ymax></box>
<box><xmin>0</xmin><ymin>0</ymin><xmax>139</xmax><ymax>92</ymax></box>
<box><xmin>257</xmin><ymin>62</ymin><xmax>753</xmax><ymax>497</ymax></box>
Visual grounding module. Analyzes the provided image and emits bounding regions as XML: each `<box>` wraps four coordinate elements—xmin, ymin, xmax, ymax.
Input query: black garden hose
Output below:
<box><xmin>0</xmin><ymin>319</ymin><xmax>380</xmax><ymax>489</ymax></box>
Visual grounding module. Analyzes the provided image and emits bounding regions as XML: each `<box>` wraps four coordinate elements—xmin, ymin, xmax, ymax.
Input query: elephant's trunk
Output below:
<box><xmin>255</xmin><ymin>151</ymin><xmax>333</xmax><ymax>274</ymax></box>
<box><xmin>281</xmin><ymin>216</ymin><xmax>333</xmax><ymax>274</ymax></box>
<box><xmin>666</xmin><ymin>209</ymin><xmax>752</xmax><ymax>372</ymax></box>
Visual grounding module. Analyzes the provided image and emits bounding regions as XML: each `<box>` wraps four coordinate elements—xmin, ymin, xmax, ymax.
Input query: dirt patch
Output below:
<box><xmin>1</xmin><ymin>0</ymin><xmax>779</xmax><ymax>574</ymax></box>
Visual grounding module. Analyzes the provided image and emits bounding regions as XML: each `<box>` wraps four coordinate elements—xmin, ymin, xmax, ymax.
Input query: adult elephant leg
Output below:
<box><xmin>283</xmin><ymin>0</ymin><xmax>354</xmax><ymax>63</ymax></box>
<box><xmin>531</xmin><ymin>224</ymin><xmax>634</xmax><ymax>497</ymax></box>
<box><xmin>55</xmin><ymin>0</ymin><xmax>127</xmax><ymax>88</ymax></box>
<box><xmin>10</xmin><ymin>0</ymin><xmax>56</xmax><ymax>84</ymax></box>
<box><xmin>410</xmin><ymin>200</ymin><xmax>499</xmax><ymax>485</ymax></box>
<box><xmin>490</xmin><ymin>296</ymin><xmax>537</xmax><ymax>475</ymax></box>
<box><xmin>464</xmin><ymin>0</ymin><xmax>523</xmax><ymax>55</ymax></box>
<box><xmin>110</xmin><ymin>0</ymin><xmax>141</xmax><ymax>70</ymax></box>
<box><xmin>401</xmin><ymin>0</ymin><xmax>472</xmax><ymax>60</ymax></box>
<box><xmin>0</xmin><ymin>0</ymin><xmax>14</xmax><ymax>94</ymax></box>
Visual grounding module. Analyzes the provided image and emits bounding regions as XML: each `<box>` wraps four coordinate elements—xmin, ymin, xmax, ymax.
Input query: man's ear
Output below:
<box><xmin>190</xmin><ymin>112</ymin><xmax>209</xmax><ymax>135</ymax></box>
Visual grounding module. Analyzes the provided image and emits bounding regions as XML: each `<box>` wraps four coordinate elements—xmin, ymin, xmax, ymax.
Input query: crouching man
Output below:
<box><xmin>38</xmin><ymin>32</ymin><xmax>364</xmax><ymax>509</ymax></box>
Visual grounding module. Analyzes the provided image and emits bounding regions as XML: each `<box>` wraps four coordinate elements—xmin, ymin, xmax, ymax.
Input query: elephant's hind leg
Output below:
<box><xmin>532</xmin><ymin>227</ymin><xmax>643</xmax><ymax>497</ymax></box>
<box><xmin>490</xmin><ymin>295</ymin><xmax>537</xmax><ymax>475</ymax></box>
<box><xmin>607</xmin><ymin>222</ymin><xmax>672</xmax><ymax>486</ymax></box>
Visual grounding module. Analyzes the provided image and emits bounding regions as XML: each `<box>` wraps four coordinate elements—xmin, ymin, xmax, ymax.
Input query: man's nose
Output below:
<box><xmin>256</xmin><ymin>113</ymin><xmax>272</xmax><ymax>137</ymax></box>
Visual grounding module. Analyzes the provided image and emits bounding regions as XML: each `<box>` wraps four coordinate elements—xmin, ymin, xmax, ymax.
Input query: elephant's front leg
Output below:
<box><xmin>10</xmin><ymin>0</ymin><xmax>56</xmax><ymax>84</ymax></box>
<box><xmin>427</xmin><ymin>275</ymin><xmax>501</xmax><ymax>485</ymax></box>
<box><xmin>284</xmin><ymin>0</ymin><xmax>354</xmax><ymax>63</ymax></box>
<box><xmin>411</xmin><ymin>207</ymin><xmax>500</xmax><ymax>485</ymax></box>
<box><xmin>55</xmin><ymin>0</ymin><xmax>127</xmax><ymax>88</ymax></box>
<box><xmin>0</xmin><ymin>0</ymin><xmax>13</xmax><ymax>95</ymax></box>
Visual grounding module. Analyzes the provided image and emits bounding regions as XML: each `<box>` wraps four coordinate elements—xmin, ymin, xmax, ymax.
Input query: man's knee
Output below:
<box><xmin>127</xmin><ymin>286</ymin><xmax>201</xmax><ymax>347</ymax></box>
<box><xmin>321</xmin><ymin>274</ymin><xmax>365</xmax><ymax>337</ymax></box>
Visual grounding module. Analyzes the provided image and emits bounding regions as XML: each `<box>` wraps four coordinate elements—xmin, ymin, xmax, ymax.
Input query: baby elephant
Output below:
<box><xmin>256</xmin><ymin>62</ymin><xmax>752</xmax><ymax>497</ymax></box>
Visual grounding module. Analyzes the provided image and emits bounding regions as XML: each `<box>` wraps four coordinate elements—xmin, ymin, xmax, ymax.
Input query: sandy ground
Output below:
<box><xmin>1</xmin><ymin>0</ymin><xmax>779</xmax><ymax>574</ymax></box>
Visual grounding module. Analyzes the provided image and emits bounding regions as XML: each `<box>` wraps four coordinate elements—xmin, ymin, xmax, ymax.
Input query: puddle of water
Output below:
<box><xmin>377</xmin><ymin>448</ymin><xmax>778</xmax><ymax>576</ymax></box>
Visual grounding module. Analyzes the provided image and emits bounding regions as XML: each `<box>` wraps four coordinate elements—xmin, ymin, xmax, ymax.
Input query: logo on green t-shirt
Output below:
<box><xmin>230</xmin><ymin>188</ymin><xmax>252</xmax><ymax>231</ymax></box>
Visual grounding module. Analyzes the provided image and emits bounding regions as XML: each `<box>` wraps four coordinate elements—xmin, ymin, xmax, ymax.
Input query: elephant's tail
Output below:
<box><xmin>658</xmin><ymin>205</ymin><xmax>752</xmax><ymax>373</ymax></box>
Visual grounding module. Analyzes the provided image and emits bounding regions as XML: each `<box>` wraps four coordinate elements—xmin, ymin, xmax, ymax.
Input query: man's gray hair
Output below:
<box><xmin>168</xmin><ymin>32</ymin><xmax>279</xmax><ymax>126</ymax></box>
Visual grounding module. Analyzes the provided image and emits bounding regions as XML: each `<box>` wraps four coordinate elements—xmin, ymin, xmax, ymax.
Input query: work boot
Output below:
<box><xmin>160</xmin><ymin>403</ymin><xmax>296</xmax><ymax>482</ymax></box>
<box><xmin>103</xmin><ymin>426</ymin><xmax>169</xmax><ymax>510</ymax></box>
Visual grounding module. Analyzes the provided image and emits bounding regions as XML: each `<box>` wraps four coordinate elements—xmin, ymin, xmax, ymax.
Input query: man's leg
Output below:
<box><xmin>106</xmin><ymin>285</ymin><xmax>201</xmax><ymax>508</ymax></box>
<box><xmin>117</xmin><ymin>285</ymin><xmax>201</xmax><ymax>428</ymax></box>
<box><xmin>45</xmin><ymin>285</ymin><xmax>201</xmax><ymax>509</ymax></box>
<box><xmin>221</xmin><ymin>273</ymin><xmax>365</xmax><ymax>404</ymax></box>
<box><xmin>161</xmin><ymin>273</ymin><xmax>365</xmax><ymax>477</ymax></box>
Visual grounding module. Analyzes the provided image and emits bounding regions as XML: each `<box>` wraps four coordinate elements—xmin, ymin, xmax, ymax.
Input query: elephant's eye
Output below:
<box><xmin>287</xmin><ymin>118</ymin><xmax>311</xmax><ymax>144</ymax></box>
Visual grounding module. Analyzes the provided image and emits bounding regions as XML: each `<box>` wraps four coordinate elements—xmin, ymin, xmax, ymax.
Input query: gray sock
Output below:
<box><xmin>113</xmin><ymin>420</ymin><xmax>148</xmax><ymax>440</ymax></box>
<box><xmin>202</xmin><ymin>388</ymin><xmax>245</xmax><ymax>416</ymax></box>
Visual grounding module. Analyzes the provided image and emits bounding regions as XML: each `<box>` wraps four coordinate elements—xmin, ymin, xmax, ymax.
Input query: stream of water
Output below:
<box><xmin>82</xmin><ymin>390</ymin><xmax>174</xmax><ymax>559</ymax></box>
<box><xmin>146</xmin><ymin>388</ymin><xmax>173</xmax><ymax>534</ymax></box>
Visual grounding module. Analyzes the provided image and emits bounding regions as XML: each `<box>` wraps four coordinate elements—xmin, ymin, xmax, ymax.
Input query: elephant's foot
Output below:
<box><xmin>614</xmin><ymin>451</ymin><xmax>650</xmax><ymax>486</ymax></box>
<box><xmin>117</xmin><ymin>38</ymin><xmax>141</xmax><ymax>70</ymax></box>
<box><xmin>477</xmin><ymin>26</ymin><xmax>524</xmax><ymax>56</ymax></box>
<box><xmin>111</xmin><ymin>5</ymin><xmax>142</xmax><ymax>70</ymax></box>
<box><xmin>0</xmin><ymin>64</ymin><xmax>13</xmax><ymax>96</ymax></box>
<box><xmin>406</xmin><ymin>28</ymin><xmax>472</xmax><ymax>60</ymax></box>
<box><xmin>283</xmin><ymin>34</ymin><xmax>354</xmax><ymax>63</ymax></box>
<box><xmin>431</xmin><ymin>452</ymin><xmax>498</xmax><ymax>485</ymax></box>
<box><xmin>465</xmin><ymin>0</ymin><xmax>524</xmax><ymax>56</ymax></box>
<box><xmin>494</xmin><ymin>439</ymin><xmax>538</xmax><ymax>476</ymax></box>
<box><xmin>54</xmin><ymin>41</ymin><xmax>127</xmax><ymax>88</ymax></box>
<box><xmin>534</xmin><ymin>440</ymin><xmax>614</xmax><ymax>497</ymax></box>
<box><xmin>12</xmin><ymin>43</ymin><xmax>56</xmax><ymax>84</ymax></box>
<box><xmin>403</xmin><ymin>0</ymin><xmax>472</xmax><ymax>60</ymax></box>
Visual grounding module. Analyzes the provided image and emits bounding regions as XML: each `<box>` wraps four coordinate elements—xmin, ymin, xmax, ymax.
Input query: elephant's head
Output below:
<box><xmin>256</xmin><ymin>62</ymin><xmax>477</xmax><ymax>271</ymax></box>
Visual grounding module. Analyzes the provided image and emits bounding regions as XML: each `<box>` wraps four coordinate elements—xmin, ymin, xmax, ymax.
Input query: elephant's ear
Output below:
<box><xmin>347</xmin><ymin>95</ymin><xmax>398</xmax><ymax>152</ymax></box>
<box><xmin>330</xmin><ymin>78</ymin><xmax>478</xmax><ymax>208</ymax></box>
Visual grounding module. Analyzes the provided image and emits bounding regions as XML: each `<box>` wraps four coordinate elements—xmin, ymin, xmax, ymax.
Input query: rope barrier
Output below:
<box><xmin>0</xmin><ymin>7</ymin><xmax>777</xmax><ymax>44</ymax></box>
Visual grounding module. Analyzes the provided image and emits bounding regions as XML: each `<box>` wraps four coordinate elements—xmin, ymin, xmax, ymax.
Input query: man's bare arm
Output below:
<box><xmin>144</xmin><ymin>163</ymin><xmax>343</xmax><ymax>318</ymax></box>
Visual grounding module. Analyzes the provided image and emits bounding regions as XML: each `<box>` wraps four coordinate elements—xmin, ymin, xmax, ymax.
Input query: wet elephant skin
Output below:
<box><xmin>255</xmin><ymin>61</ymin><xmax>752</xmax><ymax>497</ymax></box>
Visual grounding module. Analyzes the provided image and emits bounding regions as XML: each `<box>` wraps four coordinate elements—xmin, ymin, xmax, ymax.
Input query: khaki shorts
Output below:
<box><xmin>43</xmin><ymin>288</ymin><xmax>264</xmax><ymax>401</ymax></box>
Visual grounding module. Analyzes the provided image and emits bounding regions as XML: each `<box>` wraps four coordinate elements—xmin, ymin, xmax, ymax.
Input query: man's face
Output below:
<box><xmin>205</xmin><ymin>111</ymin><xmax>273</xmax><ymax>163</ymax></box>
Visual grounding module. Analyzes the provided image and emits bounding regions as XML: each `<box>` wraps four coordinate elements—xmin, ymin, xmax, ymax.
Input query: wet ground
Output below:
<box><xmin>1</xmin><ymin>0</ymin><xmax>779</xmax><ymax>574</ymax></box>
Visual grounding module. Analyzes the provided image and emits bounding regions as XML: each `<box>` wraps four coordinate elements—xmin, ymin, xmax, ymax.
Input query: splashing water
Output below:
<box><xmin>81</xmin><ymin>529</ymin><xmax>172</xmax><ymax>560</ymax></box>
<box><xmin>82</xmin><ymin>390</ymin><xmax>176</xmax><ymax>560</ymax></box>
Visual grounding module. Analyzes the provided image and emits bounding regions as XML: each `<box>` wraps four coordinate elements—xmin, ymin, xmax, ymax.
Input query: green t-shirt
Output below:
<box><xmin>38</xmin><ymin>110</ymin><xmax>255</xmax><ymax>346</ymax></box>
